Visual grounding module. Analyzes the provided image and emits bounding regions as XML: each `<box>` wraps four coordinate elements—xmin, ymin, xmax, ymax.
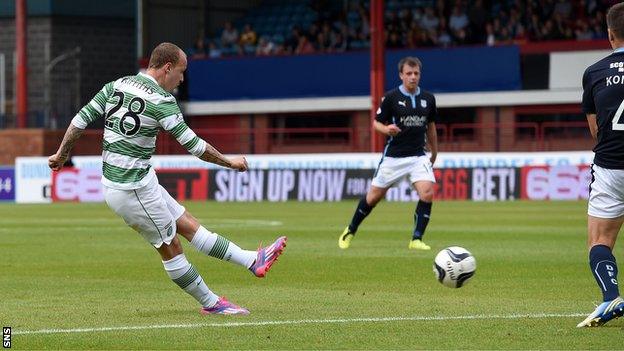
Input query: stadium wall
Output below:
<box><xmin>187</xmin><ymin>46</ymin><xmax>522</xmax><ymax>101</ymax></box>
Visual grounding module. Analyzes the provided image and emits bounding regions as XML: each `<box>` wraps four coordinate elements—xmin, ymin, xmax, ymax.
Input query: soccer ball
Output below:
<box><xmin>433</xmin><ymin>246</ymin><xmax>476</xmax><ymax>288</ymax></box>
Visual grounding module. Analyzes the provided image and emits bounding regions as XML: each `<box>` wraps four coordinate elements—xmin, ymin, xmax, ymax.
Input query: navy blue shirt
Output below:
<box><xmin>375</xmin><ymin>85</ymin><xmax>438</xmax><ymax>157</ymax></box>
<box><xmin>582</xmin><ymin>49</ymin><xmax>624</xmax><ymax>169</ymax></box>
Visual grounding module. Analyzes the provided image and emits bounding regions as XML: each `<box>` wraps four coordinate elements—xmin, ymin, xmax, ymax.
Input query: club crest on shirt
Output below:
<box><xmin>420</xmin><ymin>99</ymin><xmax>427</xmax><ymax>108</ymax></box>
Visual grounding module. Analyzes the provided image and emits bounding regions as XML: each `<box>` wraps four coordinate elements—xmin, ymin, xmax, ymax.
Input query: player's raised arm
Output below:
<box><xmin>48</xmin><ymin>82</ymin><xmax>113</xmax><ymax>171</ymax></box>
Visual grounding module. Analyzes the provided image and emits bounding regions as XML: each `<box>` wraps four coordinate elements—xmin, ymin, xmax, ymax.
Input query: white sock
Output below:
<box><xmin>190</xmin><ymin>226</ymin><xmax>256</xmax><ymax>268</ymax></box>
<box><xmin>162</xmin><ymin>254</ymin><xmax>219</xmax><ymax>308</ymax></box>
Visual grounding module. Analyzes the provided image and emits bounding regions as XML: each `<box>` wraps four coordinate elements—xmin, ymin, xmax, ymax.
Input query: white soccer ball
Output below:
<box><xmin>433</xmin><ymin>246</ymin><xmax>476</xmax><ymax>288</ymax></box>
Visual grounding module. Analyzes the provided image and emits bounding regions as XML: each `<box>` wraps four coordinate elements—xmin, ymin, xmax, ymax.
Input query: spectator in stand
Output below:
<box><xmin>406</xmin><ymin>21</ymin><xmax>423</xmax><ymax>48</ymax></box>
<box><xmin>449</xmin><ymin>5</ymin><xmax>469</xmax><ymax>36</ymax></box>
<box><xmin>513</xmin><ymin>24</ymin><xmax>529</xmax><ymax>44</ymax></box>
<box><xmin>386</xmin><ymin>31</ymin><xmax>403</xmax><ymax>48</ymax></box>
<box><xmin>592</xmin><ymin>11</ymin><xmax>608</xmax><ymax>39</ymax></box>
<box><xmin>295</xmin><ymin>35</ymin><xmax>315</xmax><ymax>54</ymax></box>
<box><xmin>576</xmin><ymin>19</ymin><xmax>594</xmax><ymax>40</ymax></box>
<box><xmin>285</xmin><ymin>27</ymin><xmax>302</xmax><ymax>54</ymax></box>
<box><xmin>485</xmin><ymin>22</ymin><xmax>496</xmax><ymax>46</ymax></box>
<box><xmin>411</xmin><ymin>7</ymin><xmax>423</xmax><ymax>24</ymax></box>
<box><xmin>386</xmin><ymin>10</ymin><xmax>401</xmax><ymax>34</ymax></box>
<box><xmin>468</xmin><ymin>0</ymin><xmax>488</xmax><ymax>43</ymax></box>
<box><xmin>437</xmin><ymin>17</ymin><xmax>453</xmax><ymax>47</ymax></box>
<box><xmin>417</xmin><ymin>29</ymin><xmax>436</xmax><ymax>47</ymax></box>
<box><xmin>240</xmin><ymin>24</ymin><xmax>257</xmax><ymax>46</ymax></box>
<box><xmin>553</xmin><ymin>0</ymin><xmax>573</xmax><ymax>20</ymax></box>
<box><xmin>330</xmin><ymin>32</ymin><xmax>348</xmax><ymax>52</ymax></box>
<box><xmin>541</xmin><ymin>19</ymin><xmax>558</xmax><ymax>40</ymax></box>
<box><xmin>358</xmin><ymin>5</ymin><xmax>371</xmax><ymax>39</ymax></box>
<box><xmin>398</xmin><ymin>8</ymin><xmax>412</xmax><ymax>32</ymax></box>
<box><xmin>273</xmin><ymin>43</ymin><xmax>286</xmax><ymax>55</ymax></box>
<box><xmin>435</xmin><ymin>0</ymin><xmax>448</xmax><ymax>19</ymax></box>
<box><xmin>496</xmin><ymin>26</ymin><xmax>513</xmax><ymax>44</ymax></box>
<box><xmin>317</xmin><ymin>31</ymin><xmax>332</xmax><ymax>52</ymax></box>
<box><xmin>207</xmin><ymin>41</ymin><xmax>222</xmax><ymax>59</ymax></box>
<box><xmin>239</xmin><ymin>24</ymin><xmax>257</xmax><ymax>56</ymax></box>
<box><xmin>317</xmin><ymin>22</ymin><xmax>334</xmax><ymax>52</ymax></box>
<box><xmin>307</xmin><ymin>23</ymin><xmax>320</xmax><ymax>43</ymax></box>
<box><xmin>420</xmin><ymin>7</ymin><xmax>440</xmax><ymax>32</ymax></box>
<box><xmin>553</xmin><ymin>13</ymin><xmax>574</xmax><ymax>40</ymax></box>
<box><xmin>256</xmin><ymin>36</ymin><xmax>274</xmax><ymax>56</ymax></box>
<box><xmin>220</xmin><ymin>21</ymin><xmax>240</xmax><ymax>55</ymax></box>
<box><xmin>454</xmin><ymin>27</ymin><xmax>469</xmax><ymax>46</ymax></box>
<box><xmin>507</xmin><ymin>7</ymin><xmax>523</xmax><ymax>38</ymax></box>
<box><xmin>188</xmin><ymin>37</ymin><xmax>207</xmax><ymax>59</ymax></box>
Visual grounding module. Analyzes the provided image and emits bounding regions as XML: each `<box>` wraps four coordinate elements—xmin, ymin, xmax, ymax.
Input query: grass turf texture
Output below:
<box><xmin>1</xmin><ymin>200</ymin><xmax>622</xmax><ymax>349</ymax></box>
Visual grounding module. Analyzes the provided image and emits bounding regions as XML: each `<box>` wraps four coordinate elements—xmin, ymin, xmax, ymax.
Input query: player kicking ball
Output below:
<box><xmin>48</xmin><ymin>42</ymin><xmax>286</xmax><ymax>315</ymax></box>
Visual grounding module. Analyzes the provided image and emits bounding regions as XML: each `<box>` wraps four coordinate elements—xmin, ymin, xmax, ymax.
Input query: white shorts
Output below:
<box><xmin>103</xmin><ymin>176</ymin><xmax>186</xmax><ymax>248</ymax></box>
<box><xmin>588</xmin><ymin>164</ymin><xmax>624</xmax><ymax>218</ymax></box>
<box><xmin>371</xmin><ymin>155</ymin><xmax>436</xmax><ymax>188</ymax></box>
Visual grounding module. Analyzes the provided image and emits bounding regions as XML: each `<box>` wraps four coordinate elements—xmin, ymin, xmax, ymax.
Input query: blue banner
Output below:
<box><xmin>0</xmin><ymin>167</ymin><xmax>15</xmax><ymax>201</ymax></box>
<box><xmin>187</xmin><ymin>45</ymin><xmax>521</xmax><ymax>101</ymax></box>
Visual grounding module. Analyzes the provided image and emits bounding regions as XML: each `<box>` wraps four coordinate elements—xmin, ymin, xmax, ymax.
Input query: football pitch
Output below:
<box><xmin>1</xmin><ymin>200</ymin><xmax>622</xmax><ymax>349</ymax></box>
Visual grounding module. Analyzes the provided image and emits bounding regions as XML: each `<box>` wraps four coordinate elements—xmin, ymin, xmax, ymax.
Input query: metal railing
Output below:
<box><xmin>75</xmin><ymin>122</ymin><xmax>593</xmax><ymax>155</ymax></box>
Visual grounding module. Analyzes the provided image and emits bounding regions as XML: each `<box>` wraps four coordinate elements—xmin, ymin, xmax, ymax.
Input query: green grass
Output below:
<box><xmin>1</xmin><ymin>200</ymin><xmax>622</xmax><ymax>349</ymax></box>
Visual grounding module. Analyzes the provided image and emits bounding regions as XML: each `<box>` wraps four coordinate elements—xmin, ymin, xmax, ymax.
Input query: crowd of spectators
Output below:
<box><xmin>187</xmin><ymin>0</ymin><xmax>615</xmax><ymax>59</ymax></box>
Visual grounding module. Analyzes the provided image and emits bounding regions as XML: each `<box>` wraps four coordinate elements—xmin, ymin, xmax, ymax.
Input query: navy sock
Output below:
<box><xmin>412</xmin><ymin>201</ymin><xmax>432</xmax><ymax>240</ymax></box>
<box><xmin>589</xmin><ymin>245</ymin><xmax>620</xmax><ymax>302</ymax></box>
<box><xmin>348</xmin><ymin>197</ymin><xmax>374</xmax><ymax>233</ymax></box>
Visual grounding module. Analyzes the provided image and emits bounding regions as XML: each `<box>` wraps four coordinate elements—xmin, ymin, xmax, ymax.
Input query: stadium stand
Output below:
<box><xmin>188</xmin><ymin>0</ymin><xmax>611</xmax><ymax>58</ymax></box>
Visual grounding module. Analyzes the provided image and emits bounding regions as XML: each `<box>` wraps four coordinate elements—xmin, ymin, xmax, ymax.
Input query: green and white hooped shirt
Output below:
<box><xmin>71</xmin><ymin>72</ymin><xmax>206</xmax><ymax>190</ymax></box>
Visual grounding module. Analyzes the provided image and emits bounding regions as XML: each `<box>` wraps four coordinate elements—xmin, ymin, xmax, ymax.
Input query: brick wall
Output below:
<box><xmin>0</xmin><ymin>128</ymin><xmax>103</xmax><ymax>165</ymax></box>
<box><xmin>0</xmin><ymin>16</ymin><xmax>134</xmax><ymax>128</ymax></box>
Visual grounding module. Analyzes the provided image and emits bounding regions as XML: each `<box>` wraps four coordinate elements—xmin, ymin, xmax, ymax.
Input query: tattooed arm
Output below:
<box><xmin>198</xmin><ymin>142</ymin><xmax>248</xmax><ymax>172</ymax></box>
<box><xmin>48</xmin><ymin>124</ymin><xmax>84</xmax><ymax>171</ymax></box>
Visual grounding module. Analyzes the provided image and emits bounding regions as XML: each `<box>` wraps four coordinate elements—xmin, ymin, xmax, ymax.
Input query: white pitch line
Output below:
<box><xmin>13</xmin><ymin>312</ymin><xmax>585</xmax><ymax>336</ymax></box>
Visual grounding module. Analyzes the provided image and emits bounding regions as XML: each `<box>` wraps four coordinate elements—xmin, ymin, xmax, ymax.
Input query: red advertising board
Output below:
<box><xmin>520</xmin><ymin>165</ymin><xmax>591</xmax><ymax>200</ymax></box>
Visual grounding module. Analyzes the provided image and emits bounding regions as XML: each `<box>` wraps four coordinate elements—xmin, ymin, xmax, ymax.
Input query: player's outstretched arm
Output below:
<box><xmin>198</xmin><ymin>142</ymin><xmax>248</xmax><ymax>172</ymax></box>
<box><xmin>48</xmin><ymin>124</ymin><xmax>84</xmax><ymax>171</ymax></box>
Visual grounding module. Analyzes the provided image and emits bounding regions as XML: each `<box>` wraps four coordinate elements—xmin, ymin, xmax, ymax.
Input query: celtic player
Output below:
<box><xmin>48</xmin><ymin>42</ymin><xmax>287</xmax><ymax>315</ymax></box>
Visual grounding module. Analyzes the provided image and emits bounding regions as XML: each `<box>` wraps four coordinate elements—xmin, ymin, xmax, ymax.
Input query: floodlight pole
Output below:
<box><xmin>369</xmin><ymin>0</ymin><xmax>385</xmax><ymax>152</ymax></box>
<box><xmin>44</xmin><ymin>46</ymin><xmax>81</xmax><ymax>127</ymax></box>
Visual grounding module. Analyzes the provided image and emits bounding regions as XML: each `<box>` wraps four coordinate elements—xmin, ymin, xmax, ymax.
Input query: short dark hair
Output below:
<box><xmin>607</xmin><ymin>3</ymin><xmax>624</xmax><ymax>41</ymax></box>
<box><xmin>148</xmin><ymin>42</ymin><xmax>182</xmax><ymax>69</ymax></box>
<box><xmin>398</xmin><ymin>57</ymin><xmax>422</xmax><ymax>73</ymax></box>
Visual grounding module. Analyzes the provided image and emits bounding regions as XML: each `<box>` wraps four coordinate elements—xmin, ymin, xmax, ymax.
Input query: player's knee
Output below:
<box><xmin>419</xmin><ymin>188</ymin><xmax>434</xmax><ymax>202</ymax></box>
<box><xmin>176</xmin><ymin>211</ymin><xmax>200</xmax><ymax>239</ymax></box>
<box><xmin>157</xmin><ymin>236</ymin><xmax>184</xmax><ymax>260</ymax></box>
<box><xmin>366</xmin><ymin>191</ymin><xmax>385</xmax><ymax>206</ymax></box>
